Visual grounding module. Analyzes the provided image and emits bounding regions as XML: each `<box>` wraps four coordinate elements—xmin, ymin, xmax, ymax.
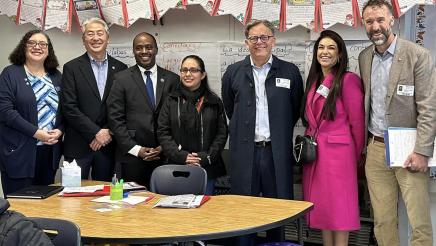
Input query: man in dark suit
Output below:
<box><xmin>61</xmin><ymin>18</ymin><xmax>127</xmax><ymax>181</ymax></box>
<box><xmin>107</xmin><ymin>32</ymin><xmax>179</xmax><ymax>187</ymax></box>
<box><xmin>221</xmin><ymin>20</ymin><xmax>303</xmax><ymax>244</ymax></box>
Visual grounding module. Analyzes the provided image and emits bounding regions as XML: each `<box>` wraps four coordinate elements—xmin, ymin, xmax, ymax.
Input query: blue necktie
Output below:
<box><xmin>144</xmin><ymin>71</ymin><xmax>155</xmax><ymax>108</ymax></box>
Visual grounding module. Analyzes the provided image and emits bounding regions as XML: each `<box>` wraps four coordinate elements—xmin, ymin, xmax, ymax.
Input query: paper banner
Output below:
<box><xmin>397</xmin><ymin>0</ymin><xmax>426</xmax><ymax>16</ymax></box>
<box><xmin>314</xmin><ymin>0</ymin><xmax>322</xmax><ymax>31</ymax></box>
<box><xmin>44</xmin><ymin>0</ymin><xmax>72</xmax><ymax>31</ymax></box>
<box><xmin>98</xmin><ymin>0</ymin><xmax>126</xmax><ymax>27</ymax></box>
<box><xmin>321</xmin><ymin>0</ymin><xmax>354</xmax><ymax>29</ymax></box>
<box><xmin>0</xmin><ymin>0</ymin><xmax>20</xmax><ymax>21</ymax></box>
<box><xmin>285</xmin><ymin>0</ymin><xmax>316</xmax><ymax>30</ymax></box>
<box><xmin>251</xmin><ymin>0</ymin><xmax>280</xmax><ymax>28</ymax></box>
<box><xmin>211</xmin><ymin>0</ymin><xmax>249</xmax><ymax>24</ymax></box>
<box><xmin>73</xmin><ymin>0</ymin><xmax>102</xmax><ymax>30</ymax></box>
<box><xmin>186</xmin><ymin>0</ymin><xmax>213</xmax><ymax>14</ymax></box>
<box><xmin>124</xmin><ymin>0</ymin><xmax>152</xmax><ymax>26</ymax></box>
<box><xmin>279</xmin><ymin>0</ymin><xmax>286</xmax><ymax>31</ymax></box>
<box><xmin>17</xmin><ymin>0</ymin><xmax>45</xmax><ymax>28</ymax></box>
<box><xmin>153</xmin><ymin>0</ymin><xmax>181</xmax><ymax>19</ymax></box>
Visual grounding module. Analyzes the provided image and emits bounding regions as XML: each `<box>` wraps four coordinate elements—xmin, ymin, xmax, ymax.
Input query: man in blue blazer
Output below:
<box><xmin>222</xmin><ymin>20</ymin><xmax>303</xmax><ymax>244</ymax></box>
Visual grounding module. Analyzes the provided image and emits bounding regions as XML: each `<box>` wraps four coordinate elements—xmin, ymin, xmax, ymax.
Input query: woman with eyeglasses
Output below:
<box><xmin>0</xmin><ymin>30</ymin><xmax>63</xmax><ymax>195</ymax></box>
<box><xmin>157</xmin><ymin>55</ymin><xmax>228</xmax><ymax>195</ymax></box>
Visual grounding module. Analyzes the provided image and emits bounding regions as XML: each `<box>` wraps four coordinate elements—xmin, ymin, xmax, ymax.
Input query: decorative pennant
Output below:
<box><xmin>186</xmin><ymin>0</ymin><xmax>214</xmax><ymax>14</ymax></box>
<box><xmin>73</xmin><ymin>0</ymin><xmax>102</xmax><ymax>31</ymax></box>
<box><xmin>153</xmin><ymin>0</ymin><xmax>181</xmax><ymax>19</ymax></box>
<box><xmin>44</xmin><ymin>0</ymin><xmax>72</xmax><ymax>31</ymax></box>
<box><xmin>211</xmin><ymin>0</ymin><xmax>249</xmax><ymax>24</ymax></box>
<box><xmin>0</xmin><ymin>0</ymin><xmax>20</xmax><ymax>21</ymax></box>
<box><xmin>351</xmin><ymin>0</ymin><xmax>362</xmax><ymax>28</ymax></box>
<box><xmin>397</xmin><ymin>0</ymin><xmax>426</xmax><ymax>16</ymax></box>
<box><xmin>314</xmin><ymin>0</ymin><xmax>322</xmax><ymax>32</ymax></box>
<box><xmin>97</xmin><ymin>0</ymin><xmax>126</xmax><ymax>27</ymax></box>
<box><xmin>124</xmin><ymin>0</ymin><xmax>153</xmax><ymax>26</ymax></box>
<box><xmin>321</xmin><ymin>0</ymin><xmax>355</xmax><ymax>29</ymax></box>
<box><xmin>285</xmin><ymin>0</ymin><xmax>316</xmax><ymax>31</ymax></box>
<box><xmin>16</xmin><ymin>0</ymin><xmax>45</xmax><ymax>28</ymax></box>
<box><xmin>251</xmin><ymin>0</ymin><xmax>280</xmax><ymax>28</ymax></box>
<box><xmin>279</xmin><ymin>0</ymin><xmax>286</xmax><ymax>32</ymax></box>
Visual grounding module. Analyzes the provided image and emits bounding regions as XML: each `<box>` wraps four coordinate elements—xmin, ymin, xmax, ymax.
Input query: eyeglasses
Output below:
<box><xmin>180</xmin><ymin>68</ymin><xmax>202</xmax><ymax>74</ymax></box>
<box><xmin>26</xmin><ymin>40</ymin><xmax>48</xmax><ymax>49</ymax></box>
<box><xmin>247</xmin><ymin>35</ymin><xmax>274</xmax><ymax>44</ymax></box>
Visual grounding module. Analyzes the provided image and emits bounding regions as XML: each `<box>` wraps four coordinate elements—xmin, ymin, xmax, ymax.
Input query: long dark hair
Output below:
<box><xmin>180</xmin><ymin>55</ymin><xmax>213</xmax><ymax>94</ymax></box>
<box><xmin>8</xmin><ymin>30</ymin><xmax>59</xmax><ymax>74</ymax></box>
<box><xmin>301</xmin><ymin>30</ymin><xmax>348</xmax><ymax>126</ymax></box>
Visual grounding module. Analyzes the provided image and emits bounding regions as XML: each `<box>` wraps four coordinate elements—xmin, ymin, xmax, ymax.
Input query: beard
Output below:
<box><xmin>368</xmin><ymin>27</ymin><xmax>392</xmax><ymax>46</ymax></box>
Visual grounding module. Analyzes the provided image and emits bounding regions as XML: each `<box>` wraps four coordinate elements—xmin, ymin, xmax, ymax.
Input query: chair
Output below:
<box><xmin>29</xmin><ymin>217</ymin><xmax>81</xmax><ymax>246</ymax></box>
<box><xmin>150</xmin><ymin>164</ymin><xmax>207</xmax><ymax>195</ymax></box>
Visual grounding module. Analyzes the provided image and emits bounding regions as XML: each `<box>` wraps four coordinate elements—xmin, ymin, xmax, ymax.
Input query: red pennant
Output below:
<box><xmin>66</xmin><ymin>0</ymin><xmax>73</xmax><ymax>32</ymax></box>
<box><xmin>279</xmin><ymin>0</ymin><xmax>286</xmax><ymax>32</ymax></box>
<box><xmin>391</xmin><ymin>0</ymin><xmax>400</xmax><ymax>18</ymax></box>
<box><xmin>16</xmin><ymin>0</ymin><xmax>22</xmax><ymax>25</ymax></box>
<box><xmin>314</xmin><ymin>0</ymin><xmax>323</xmax><ymax>32</ymax></box>
<box><xmin>120</xmin><ymin>0</ymin><xmax>128</xmax><ymax>27</ymax></box>
<box><xmin>243</xmin><ymin>0</ymin><xmax>253</xmax><ymax>25</ymax></box>
<box><xmin>210</xmin><ymin>0</ymin><xmax>220</xmax><ymax>16</ymax></box>
<box><xmin>95</xmin><ymin>0</ymin><xmax>106</xmax><ymax>22</ymax></box>
<box><xmin>41</xmin><ymin>0</ymin><xmax>47</xmax><ymax>30</ymax></box>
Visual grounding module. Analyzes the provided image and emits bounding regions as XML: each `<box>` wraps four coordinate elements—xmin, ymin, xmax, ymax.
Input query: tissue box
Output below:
<box><xmin>61</xmin><ymin>166</ymin><xmax>81</xmax><ymax>187</ymax></box>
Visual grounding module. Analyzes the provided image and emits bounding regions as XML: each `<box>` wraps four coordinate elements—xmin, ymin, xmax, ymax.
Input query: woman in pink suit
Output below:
<box><xmin>301</xmin><ymin>30</ymin><xmax>365</xmax><ymax>246</ymax></box>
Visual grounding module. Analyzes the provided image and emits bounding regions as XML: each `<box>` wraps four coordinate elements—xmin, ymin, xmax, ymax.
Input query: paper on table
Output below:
<box><xmin>153</xmin><ymin>194</ymin><xmax>207</xmax><ymax>208</ymax></box>
<box><xmin>385</xmin><ymin>127</ymin><xmax>436</xmax><ymax>167</ymax></box>
<box><xmin>91</xmin><ymin>195</ymin><xmax>150</xmax><ymax>205</ymax></box>
<box><xmin>61</xmin><ymin>185</ymin><xmax>104</xmax><ymax>194</ymax></box>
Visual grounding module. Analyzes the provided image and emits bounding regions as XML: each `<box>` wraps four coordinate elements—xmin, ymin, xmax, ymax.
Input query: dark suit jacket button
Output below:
<box><xmin>245</xmin><ymin>121</ymin><xmax>249</xmax><ymax>125</ymax></box>
<box><xmin>247</xmin><ymin>101</ymin><xmax>251</xmax><ymax>106</ymax></box>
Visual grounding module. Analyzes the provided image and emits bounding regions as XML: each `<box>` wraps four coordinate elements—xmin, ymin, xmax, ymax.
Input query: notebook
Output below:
<box><xmin>7</xmin><ymin>185</ymin><xmax>64</xmax><ymax>199</ymax></box>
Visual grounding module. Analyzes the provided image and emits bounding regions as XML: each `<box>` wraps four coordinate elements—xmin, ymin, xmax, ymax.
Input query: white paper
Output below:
<box><xmin>18</xmin><ymin>0</ymin><xmax>44</xmax><ymax>27</ymax></box>
<box><xmin>0</xmin><ymin>0</ymin><xmax>19</xmax><ymax>18</ymax></box>
<box><xmin>398</xmin><ymin>0</ymin><xmax>425</xmax><ymax>16</ymax></box>
<box><xmin>251</xmin><ymin>0</ymin><xmax>280</xmax><ymax>28</ymax></box>
<box><xmin>99</xmin><ymin>0</ymin><xmax>125</xmax><ymax>26</ymax></box>
<box><xmin>124</xmin><ymin>0</ymin><xmax>152</xmax><ymax>26</ymax></box>
<box><xmin>153</xmin><ymin>0</ymin><xmax>181</xmax><ymax>18</ymax></box>
<box><xmin>61</xmin><ymin>185</ymin><xmax>104</xmax><ymax>194</ymax></box>
<box><xmin>321</xmin><ymin>0</ymin><xmax>354</xmax><ymax>29</ymax></box>
<box><xmin>153</xmin><ymin>194</ymin><xmax>203</xmax><ymax>208</ymax></box>
<box><xmin>91</xmin><ymin>195</ymin><xmax>149</xmax><ymax>205</ymax></box>
<box><xmin>386</xmin><ymin>127</ymin><xmax>436</xmax><ymax>167</ymax></box>
<box><xmin>45</xmin><ymin>0</ymin><xmax>70</xmax><ymax>31</ymax></box>
<box><xmin>286</xmin><ymin>0</ymin><xmax>316</xmax><ymax>30</ymax></box>
<box><xmin>215</xmin><ymin>0</ymin><xmax>248</xmax><ymax>22</ymax></box>
<box><xmin>74</xmin><ymin>0</ymin><xmax>101</xmax><ymax>28</ymax></box>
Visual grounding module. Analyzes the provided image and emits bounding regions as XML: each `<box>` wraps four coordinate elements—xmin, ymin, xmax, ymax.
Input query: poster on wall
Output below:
<box><xmin>99</xmin><ymin>0</ymin><xmax>126</xmax><ymax>26</ymax></box>
<box><xmin>321</xmin><ymin>0</ymin><xmax>355</xmax><ymax>29</ymax></box>
<box><xmin>251</xmin><ymin>0</ymin><xmax>281</xmax><ymax>27</ymax></box>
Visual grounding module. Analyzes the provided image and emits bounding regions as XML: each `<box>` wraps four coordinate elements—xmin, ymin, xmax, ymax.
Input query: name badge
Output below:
<box><xmin>397</xmin><ymin>85</ymin><xmax>414</xmax><ymax>96</ymax></box>
<box><xmin>316</xmin><ymin>84</ymin><xmax>330</xmax><ymax>98</ymax></box>
<box><xmin>275</xmin><ymin>78</ymin><xmax>291</xmax><ymax>89</ymax></box>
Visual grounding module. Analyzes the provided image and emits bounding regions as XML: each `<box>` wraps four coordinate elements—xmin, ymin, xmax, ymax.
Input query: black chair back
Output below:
<box><xmin>30</xmin><ymin>217</ymin><xmax>80</xmax><ymax>246</ymax></box>
<box><xmin>150</xmin><ymin>164</ymin><xmax>207</xmax><ymax>195</ymax></box>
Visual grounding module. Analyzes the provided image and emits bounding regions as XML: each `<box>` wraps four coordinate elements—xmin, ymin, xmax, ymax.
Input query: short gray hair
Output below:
<box><xmin>244</xmin><ymin>20</ymin><xmax>275</xmax><ymax>38</ymax></box>
<box><xmin>82</xmin><ymin>17</ymin><xmax>109</xmax><ymax>35</ymax></box>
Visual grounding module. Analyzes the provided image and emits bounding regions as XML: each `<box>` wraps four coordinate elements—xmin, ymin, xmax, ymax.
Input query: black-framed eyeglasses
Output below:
<box><xmin>247</xmin><ymin>35</ymin><xmax>274</xmax><ymax>44</ymax></box>
<box><xmin>180</xmin><ymin>67</ymin><xmax>202</xmax><ymax>74</ymax></box>
<box><xmin>26</xmin><ymin>40</ymin><xmax>48</xmax><ymax>49</ymax></box>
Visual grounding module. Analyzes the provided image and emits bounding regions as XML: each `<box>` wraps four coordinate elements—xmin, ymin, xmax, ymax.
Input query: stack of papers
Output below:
<box><xmin>91</xmin><ymin>195</ymin><xmax>153</xmax><ymax>205</ymax></box>
<box><xmin>153</xmin><ymin>194</ymin><xmax>210</xmax><ymax>209</ymax></box>
<box><xmin>59</xmin><ymin>182</ymin><xmax>147</xmax><ymax>197</ymax></box>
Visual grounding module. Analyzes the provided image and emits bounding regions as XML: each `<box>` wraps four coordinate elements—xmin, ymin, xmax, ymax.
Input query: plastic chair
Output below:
<box><xmin>150</xmin><ymin>164</ymin><xmax>207</xmax><ymax>195</ymax></box>
<box><xmin>30</xmin><ymin>217</ymin><xmax>81</xmax><ymax>246</ymax></box>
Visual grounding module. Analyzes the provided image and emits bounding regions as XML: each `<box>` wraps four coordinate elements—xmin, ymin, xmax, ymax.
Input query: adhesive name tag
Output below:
<box><xmin>316</xmin><ymin>84</ymin><xmax>330</xmax><ymax>98</ymax></box>
<box><xmin>397</xmin><ymin>85</ymin><xmax>414</xmax><ymax>96</ymax></box>
<box><xmin>275</xmin><ymin>78</ymin><xmax>291</xmax><ymax>89</ymax></box>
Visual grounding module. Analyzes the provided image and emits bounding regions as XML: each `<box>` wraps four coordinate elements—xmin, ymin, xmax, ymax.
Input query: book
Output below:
<box><xmin>153</xmin><ymin>194</ymin><xmax>210</xmax><ymax>208</ymax></box>
<box><xmin>385</xmin><ymin>127</ymin><xmax>436</xmax><ymax>167</ymax></box>
<box><xmin>7</xmin><ymin>185</ymin><xmax>64</xmax><ymax>199</ymax></box>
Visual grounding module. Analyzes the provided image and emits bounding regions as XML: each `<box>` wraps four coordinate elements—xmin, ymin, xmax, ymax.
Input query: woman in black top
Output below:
<box><xmin>157</xmin><ymin>55</ymin><xmax>228</xmax><ymax>195</ymax></box>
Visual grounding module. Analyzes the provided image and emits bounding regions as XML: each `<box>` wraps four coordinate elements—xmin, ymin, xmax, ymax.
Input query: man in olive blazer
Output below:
<box><xmin>359</xmin><ymin>1</ymin><xmax>436</xmax><ymax>245</ymax></box>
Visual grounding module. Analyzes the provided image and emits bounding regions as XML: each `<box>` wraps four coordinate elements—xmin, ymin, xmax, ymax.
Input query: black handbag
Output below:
<box><xmin>293</xmin><ymin>135</ymin><xmax>317</xmax><ymax>165</ymax></box>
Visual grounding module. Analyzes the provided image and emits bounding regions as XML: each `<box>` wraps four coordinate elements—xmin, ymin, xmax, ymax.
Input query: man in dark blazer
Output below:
<box><xmin>221</xmin><ymin>20</ymin><xmax>303</xmax><ymax>244</ymax></box>
<box><xmin>61</xmin><ymin>18</ymin><xmax>127</xmax><ymax>181</ymax></box>
<box><xmin>107</xmin><ymin>32</ymin><xmax>179</xmax><ymax>187</ymax></box>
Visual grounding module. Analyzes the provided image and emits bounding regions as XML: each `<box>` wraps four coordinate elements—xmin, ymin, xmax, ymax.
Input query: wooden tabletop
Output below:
<box><xmin>8</xmin><ymin>182</ymin><xmax>313</xmax><ymax>244</ymax></box>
